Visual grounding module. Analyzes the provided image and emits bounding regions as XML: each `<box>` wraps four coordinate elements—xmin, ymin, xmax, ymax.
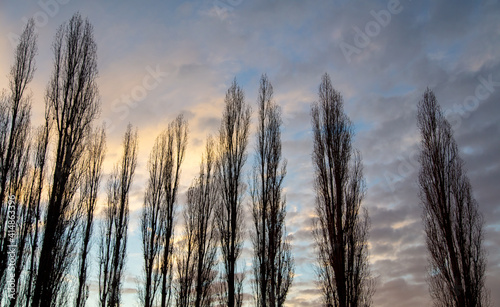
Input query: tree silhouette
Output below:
<box><xmin>176</xmin><ymin>136</ymin><xmax>219</xmax><ymax>307</ymax></box>
<box><xmin>20</xmin><ymin>120</ymin><xmax>50</xmax><ymax>307</ymax></box>
<box><xmin>99</xmin><ymin>124</ymin><xmax>137</xmax><ymax>307</ymax></box>
<box><xmin>32</xmin><ymin>13</ymin><xmax>100</xmax><ymax>307</ymax></box>
<box><xmin>251</xmin><ymin>74</ymin><xmax>293</xmax><ymax>307</ymax></box>
<box><xmin>216</xmin><ymin>79</ymin><xmax>251</xmax><ymax>307</ymax></box>
<box><xmin>141</xmin><ymin>130</ymin><xmax>168</xmax><ymax>307</ymax></box>
<box><xmin>417</xmin><ymin>89</ymin><xmax>489</xmax><ymax>307</ymax></box>
<box><xmin>140</xmin><ymin>115</ymin><xmax>188</xmax><ymax>307</ymax></box>
<box><xmin>159</xmin><ymin>115</ymin><xmax>188</xmax><ymax>307</ymax></box>
<box><xmin>75</xmin><ymin>127</ymin><xmax>106</xmax><ymax>307</ymax></box>
<box><xmin>3</xmin><ymin>11</ymin><xmax>492</xmax><ymax>307</ymax></box>
<box><xmin>6</xmin><ymin>122</ymin><xmax>51</xmax><ymax>307</ymax></box>
<box><xmin>311</xmin><ymin>73</ymin><xmax>374</xmax><ymax>307</ymax></box>
<box><xmin>0</xmin><ymin>19</ymin><xmax>37</xmax><ymax>297</ymax></box>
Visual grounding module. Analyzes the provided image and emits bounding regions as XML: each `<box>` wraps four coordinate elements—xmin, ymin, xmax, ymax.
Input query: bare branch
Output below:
<box><xmin>176</xmin><ymin>136</ymin><xmax>219</xmax><ymax>307</ymax></box>
<box><xmin>311</xmin><ymin>73</ymin><xmax>374</xmax><ymax>307</ymax></box>
<box><xmin>75</xmin><ymin>126</ymin><xmax>106</xmax><ymax>307</ymax></box>
<box><xmin>216</xmin><ymin>79</ymin><xmax>251</xmax><ymax>307</ymax></box>
<box><xmin>99</xmin><ymin>124</ymin><xmax>137</xmax><ymax>307</ymax></box>
<box><xmin>417</xmin><ymin>89</ymin><xmax>489</xmax><ymax>307</ymax></box>
<box><xmin>0</xmin><ymin>19</ymin><xmax>37</xmax><ymax>297</ymax></box>
<box><xmin>32</xmin><ymin>13</ymin><xmax>100</xmax><ymax>307</ymax></box>
<box><xmin>251</xmin><ymin>74</ymin><xmax>294</xmax><ymax>307</ymax></box>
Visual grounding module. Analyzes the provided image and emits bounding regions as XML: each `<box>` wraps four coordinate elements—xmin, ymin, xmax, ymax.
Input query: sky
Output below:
<box><xmin>1</xmin><ymin>0</ymin><xmax>499</xmax><ymax>306</ymax></box>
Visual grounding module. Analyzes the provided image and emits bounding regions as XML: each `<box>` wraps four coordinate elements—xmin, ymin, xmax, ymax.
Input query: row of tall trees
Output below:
<box><xmin>138</xmin><ymin>76</ymin><xmax>295</xmax><ymax>307</ymax></box>
<box><xmin>0</xmin><ymin>14</ymin><xmax>104</xmax><ymax>307</ymax></box>
<box><xmin>140</xmin><ymin>114</ymin><xmax>188</xmax><ymax>307</ymax></box>
<box><xmin>0</xmin><ymin>13</ymin><xmax>141</xmax><ymax>307</ymax></box>
<box><xmin>0</xmin><ymin>13</ymin><xmax>295</xmax><ymax>306</ymax></box>
<box><xmin>0</xmin><ymin>12</ymin><xmax>489</xmax><ymax>307</ymax></box>
<box><xmin>0</xmin><ymin>13</ymin><xmax>143</xmax><ymax>307</ymax></box>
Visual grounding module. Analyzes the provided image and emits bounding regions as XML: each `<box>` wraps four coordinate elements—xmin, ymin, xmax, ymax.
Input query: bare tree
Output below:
<box><xmin>141</xmin><ymin>130</ymin><xmax>167</xmax><ymax>307</ymax></box>
<box><xmin>31</xmin><ymin>13</ymin><xmax>100</xmax><ymax>307</ymax></box>
<box><xmin>75</xmin><ymin>127</ymin><xmax>106</xmax><ymax>307</ymax></box>
<box><xmin>251</xmin><ymin>74</ymin><xmax>293</xmax><ymax>307</ymax></box>
<box><xmin>139</xmin><ymin>115</ymin><xmax>188</xmax><ymax>307</ymax></box>
<box><xmin>216</xmin><ymin>79</ymin><xmax>251</xmax><ymax>307</ymax></box>
<box><xmin>5</xmin><ymin>119</ymin><xmax>51</xmax><ymax>307</ymax></box>
<box><xmin>21</xmin><ymin>121</ymin><xmax>50</xmax><ymax>307</ymax></box>
<box><xmin>192</xmin><ymin>137</ymin><xmax>219</xmax><ymax>307</ymax></box>
<box><xmin>176</xmin><ymin>136</ymin><xmax>219</xmax><ymax>307</ymax></box>
<box><xmin>160</xmin><ymin>115</ymin><xmax>188</xmax><ymax>307</ymax></box>
<box><xmin>0</xmin><ymin>19</ymin><xmax>37</xmax><ymax>295</ymax></box>
<box><xmin>2</xmin><ymin>129</ymin><xmax>32</xmax><ymax>307</ymax></box>
<box><xmin>175</xmin><ymin>201</ymin><xmax>196</xmax><ymax>307</ymax></box>
<box><xmin>417</xmin><ymin>89</ymin><xmax>489</xmax><ymax>307</ymax></box>
<box><xmin>311</xmin><ymin>73</ymin><xmax>374</xmax><ymax>307</ymax></box>
<box><xmin>140</xmin><ymin>115</ymin><xmax>187</xmax><ymax>307</ymax></box>
<box><xmin>99</xmin><ymin>124</ymin><xmax>137</xmax><ymax>307</ymax></box>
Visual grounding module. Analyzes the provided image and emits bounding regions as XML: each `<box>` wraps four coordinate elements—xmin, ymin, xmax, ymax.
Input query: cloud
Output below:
<box><xmin>1</xmin><ymin>0</ymin><xmax>499</xmax><ymax>306</ymax></box>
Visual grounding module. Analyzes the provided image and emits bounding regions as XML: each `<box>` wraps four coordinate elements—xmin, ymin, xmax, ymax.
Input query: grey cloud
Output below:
<box><xmin>1</xmin><ymin>0</ymin><xmax>499</xmax><ymax>306</ymax></box>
